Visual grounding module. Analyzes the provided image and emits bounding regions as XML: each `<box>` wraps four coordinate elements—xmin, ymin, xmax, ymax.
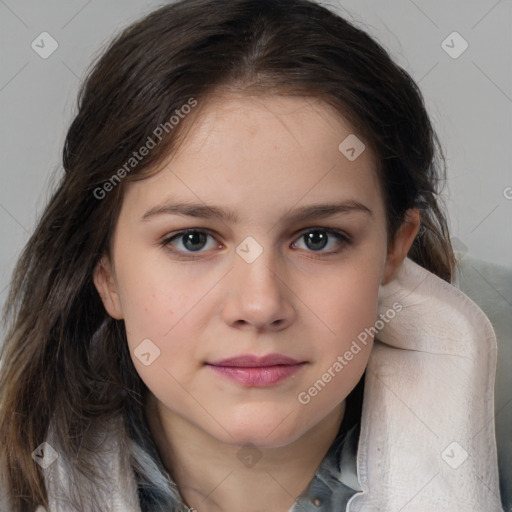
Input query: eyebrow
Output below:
<box><xmin>141</xmin><ymin>200</ymin><xmax>373</xmax><ymax>224</ymax></box>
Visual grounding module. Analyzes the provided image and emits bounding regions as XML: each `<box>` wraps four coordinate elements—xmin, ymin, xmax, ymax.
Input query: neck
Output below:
<box><xmin>145</xmin><ymin>398</ymin><xmax>345</xmax><ymax>512</ymax></box>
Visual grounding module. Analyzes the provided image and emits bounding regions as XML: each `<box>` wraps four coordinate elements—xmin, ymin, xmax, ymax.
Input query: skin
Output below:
<box><xmin>94</xmin><ymin>93</ymin><xmax>419</xmax><ymax>512</ymax></box>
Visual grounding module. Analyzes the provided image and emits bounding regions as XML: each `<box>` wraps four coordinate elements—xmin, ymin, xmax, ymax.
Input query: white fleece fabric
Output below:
<box><xmin>346</xmin><ymin>257</ymin><xmax>502</xmax><ymax>511</ymax></box>
<box><xmin>41</xmin><ymin>257</ymin><xmax>502</xmax><ymax>511</ymax></box>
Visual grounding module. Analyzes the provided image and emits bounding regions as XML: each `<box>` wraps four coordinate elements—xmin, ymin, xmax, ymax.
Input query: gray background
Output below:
<box><xmin>1</xmin><ymin>0</ymin><xmax>511</xmax><ymax>333</ymax></box>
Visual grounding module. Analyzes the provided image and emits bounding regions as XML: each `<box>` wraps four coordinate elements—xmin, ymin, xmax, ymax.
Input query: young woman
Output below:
<box><xmin>0</xmin><ymin>0</ymin><xmax>502</xmax><ymax>510</ymax></box>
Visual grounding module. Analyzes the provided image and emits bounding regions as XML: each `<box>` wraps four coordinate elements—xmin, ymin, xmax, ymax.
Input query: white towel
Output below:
<box><xmin>347</xmin><ymin>257</ymin><xmax>502</xmax><ymax>511</ymax></box>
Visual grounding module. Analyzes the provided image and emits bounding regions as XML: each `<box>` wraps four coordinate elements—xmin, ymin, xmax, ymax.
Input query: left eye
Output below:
<box><xmin>292</xmin><ymin>229</ymin><xmax>349</xmax><ymax>252</ymax></box>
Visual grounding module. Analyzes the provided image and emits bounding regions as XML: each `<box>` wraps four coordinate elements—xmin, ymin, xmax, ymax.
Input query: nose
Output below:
<box><xmin>221</xmin><ymin>246</ymin><xmax>297</xmax><ymax>332</ymax></box>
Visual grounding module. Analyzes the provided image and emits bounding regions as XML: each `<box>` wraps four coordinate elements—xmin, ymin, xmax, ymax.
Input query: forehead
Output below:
<box><xmin>175</xmin><ymin>93</ymin><xmax>374</xmax><ymax>164</ymax></box>
<box><xmin>120</xmin><ymin>94</ymin><xmax>383</xmax><ymax>224</ymax></box>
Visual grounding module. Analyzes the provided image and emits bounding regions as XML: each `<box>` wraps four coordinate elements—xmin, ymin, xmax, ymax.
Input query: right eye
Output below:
<box><xmin>161</xmin><ymin>229</ymin><xmax>223</xmax><ymax>256</ymax></box>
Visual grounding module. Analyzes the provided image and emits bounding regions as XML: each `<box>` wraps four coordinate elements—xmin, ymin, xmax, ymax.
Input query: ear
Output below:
<box><xmin>93</xmin><ymin>255</ymin><xmax>124</xmax><ymax>320</ymax></box>
<box><xmin>381</xmin><ymin>208</ymin><xmax>420</xmax><ymax>285</ymax></box>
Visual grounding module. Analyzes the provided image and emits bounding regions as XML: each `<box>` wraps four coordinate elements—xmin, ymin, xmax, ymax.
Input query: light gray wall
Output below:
<box><xmin>1</xmin><ymin>0</ymin><xmax>511</xmax><ymax>338</ymax></box>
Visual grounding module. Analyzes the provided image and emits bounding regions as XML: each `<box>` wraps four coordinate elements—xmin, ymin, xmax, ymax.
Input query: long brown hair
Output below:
<box><xmin>0</xmin><ymin>0</ymin><xmax>455</xmax><ymax>510</ymax></box>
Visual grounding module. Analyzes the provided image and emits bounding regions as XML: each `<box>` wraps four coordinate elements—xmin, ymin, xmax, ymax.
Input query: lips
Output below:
<box><xmin>207</xmin><ymin>353</ymin><xmax>302</xmax><ymax>367</ymax></box>
<box><xmin>206</xmin><ymin>353</ymin><xmax>306</xmax><ymax>387</ymax></box>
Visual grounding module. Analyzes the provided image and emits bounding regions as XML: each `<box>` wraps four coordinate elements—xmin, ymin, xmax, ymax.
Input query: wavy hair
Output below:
<box><xmin>0</xmin><ymin>0</ymin><xmax>455</xmax><ymax>510</ymax></box>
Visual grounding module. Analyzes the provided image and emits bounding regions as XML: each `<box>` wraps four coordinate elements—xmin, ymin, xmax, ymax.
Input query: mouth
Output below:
<box><xmin>206</xmin><ymin>353</ymin><xmax>307</xmax><ymax>387</ymax></box>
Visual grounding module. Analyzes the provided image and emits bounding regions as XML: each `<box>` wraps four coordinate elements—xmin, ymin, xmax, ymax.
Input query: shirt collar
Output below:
<box><xmin>288</xmin><ymin>422</ymin><xmax>362</xmax><ymax>511</ymax></box>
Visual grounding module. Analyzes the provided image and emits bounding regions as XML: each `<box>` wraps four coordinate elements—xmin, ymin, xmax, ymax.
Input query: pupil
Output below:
<box><xmin>305</xmin><ymin>231</ymin><xmax>327</xmax><ymax>251</ymax></box>
<box><xmin>184</xmin><ymin>232</ymin><xmax>207</xmax><ymax>251</ymax></box>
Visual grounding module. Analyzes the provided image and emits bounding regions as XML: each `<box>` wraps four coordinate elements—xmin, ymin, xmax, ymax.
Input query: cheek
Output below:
<box><xmin>112</xmin><ymin>252</ymin><xmax>207</xmax><ymax>369</ymax></box>
<box><xmin>115</xmin><ymin>269</ymin><xmax>206</xmax><ymax>405</ymax></box>
<box><xmin>114</xmin><ymin>241</ymin><xmax>200</xmax><ymax>331</ymax></box>
<box><xmin>304</xmin><ymin>255</ymin><xmax>384</xmax><ymax>343</ymax></box>
<box><xmin>295</xmin><ymin>254</ymin><xmax>383</xmax><ymax>406</ymax></box>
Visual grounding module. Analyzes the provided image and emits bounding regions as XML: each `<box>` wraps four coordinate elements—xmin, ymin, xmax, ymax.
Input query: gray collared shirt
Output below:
<box><xmin>289</xmin><ymin>423</ymin><xmax>362</xmax><ymax>512</ymax></box>
<box><xmin>130</xmin><ymin>409</ymin><xmax>363</xmax><ymax>512</ymax></box>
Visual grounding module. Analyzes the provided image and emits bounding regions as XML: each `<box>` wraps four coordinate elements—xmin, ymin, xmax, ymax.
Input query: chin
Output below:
<box><xmin>211</xmin><ymin>410</ymin><xmax>307</xmax><ymax>449</ymax></box>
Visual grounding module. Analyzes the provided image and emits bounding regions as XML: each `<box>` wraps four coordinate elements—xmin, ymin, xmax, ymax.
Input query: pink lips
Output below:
<box><xmin>206</xmin><ymin>354</ymin><xmax>306</xmax><ymax>387</ymax></box>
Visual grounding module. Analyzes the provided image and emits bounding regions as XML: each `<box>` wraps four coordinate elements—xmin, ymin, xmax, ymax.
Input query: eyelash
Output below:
<box><xmin>159</xmin><ymin>227</ymin><xmax>352</xmax><ymax>260</ymax></box>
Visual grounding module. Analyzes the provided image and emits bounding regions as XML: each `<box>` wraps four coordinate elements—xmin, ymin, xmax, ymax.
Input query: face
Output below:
<box><xmin>94</xmin><ymin>94</ymin><xmax>416</xmax><ymax>448</ymax></box>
